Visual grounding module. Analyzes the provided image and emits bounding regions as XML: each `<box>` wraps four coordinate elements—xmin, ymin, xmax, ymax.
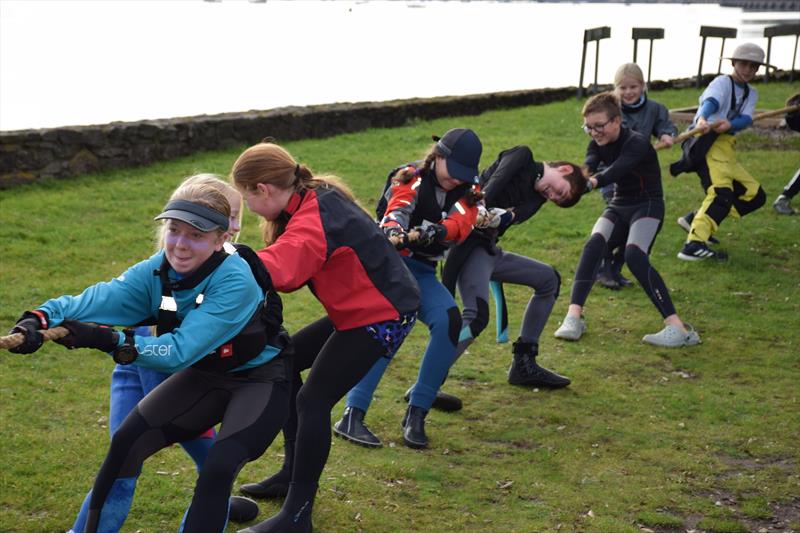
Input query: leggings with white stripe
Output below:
<box><xmin>781</xmin><ymin>168</ymin><xmax>800</xmax><ymax>199</ymax></box>
<box><xmin>569</xmin><ymin>199</ymin><xmax>677</xmax><ymax>319</ymax></box>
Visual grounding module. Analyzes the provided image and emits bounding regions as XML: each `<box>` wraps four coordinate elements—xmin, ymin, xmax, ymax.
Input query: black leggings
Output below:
<box><xmin>85</xmin><ymin>359</ymin><xmax>289</xmax><ymax>533</ymax></box>
<box><xmin>282</xmin><ymin>317</ymin><xmax>389</xmax><ymax>483</ymax></box>
<box><xmin>570</xmin><ymin>199</ymin><xmax>677</xmax><ymax>319</ymax></box>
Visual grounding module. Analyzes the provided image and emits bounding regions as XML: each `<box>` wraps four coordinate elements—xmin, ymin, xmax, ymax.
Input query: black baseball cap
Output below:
<box><xmin>154</xmin><ymin>199</ymin><xmax>229</xmax><ymax>232</ymax></box>
<box><xmin>433</xmin><ymin>128</ymin><xmax>482</xmax><ymax>184</ymax></box>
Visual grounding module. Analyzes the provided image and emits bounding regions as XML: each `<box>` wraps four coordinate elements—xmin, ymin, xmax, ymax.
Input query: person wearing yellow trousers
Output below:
<box><xmin>676</xmin><ymin>43</ymin><xmax>770</xmax><ymax>262</ymax></box>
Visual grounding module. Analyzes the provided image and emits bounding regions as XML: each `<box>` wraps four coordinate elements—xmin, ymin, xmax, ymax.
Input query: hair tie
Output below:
<box><xmin>295</xmin><ymin>164</ymin><xmax>301</xmax><ymax>176</ymax></box>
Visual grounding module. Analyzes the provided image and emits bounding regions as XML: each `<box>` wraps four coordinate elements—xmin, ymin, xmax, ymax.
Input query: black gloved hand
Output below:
<box><xmin>410</xmin><ymin>224</ymin><xmax>446</xmax><ymax>247</ymax></box>
<box><xmin>55</xmin><ymin>320</ymin><xmax>118</xmax><ymax>353</ymax></box>
<box><xmin>262</xmin><ymin>288</ymin><xmax>284</xmax><ymax>337</ymax></box>
<box><xmin>9</xmin><ymin>310</ymin><xmax>49</xmax><ymax>354</ymax></box>
<box><xmin>383</xmin><ymin>225</ymin><xmax>409</xmax><ymax>250</ymax></box>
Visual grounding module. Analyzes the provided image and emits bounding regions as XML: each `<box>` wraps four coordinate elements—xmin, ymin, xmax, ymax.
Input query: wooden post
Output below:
<box><xmin>578</xmin><ymin>26</ymin><xmax>611</xmax><ymax>99</ymax></box>
<box><xmin>764</xmin><ymin>23</ymin><xmax>800</xmax><ymax>83</ymax></box>
<box><xmin>632</xmin><ymin>28</ymin><xmax>664</xmax><ymax>85</ymax></box>
<box><xmin>697</xmin><ymin>26</ymin><xmax>737</xmax><ymax>88</ymax></box>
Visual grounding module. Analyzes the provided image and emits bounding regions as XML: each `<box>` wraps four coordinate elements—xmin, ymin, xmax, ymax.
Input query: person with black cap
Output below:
<box><xmin>231</xmin><ymin>140</ymin><xmax>419</xmax><ymax>533</ymax></box>
<box><xmin>7</xmin><ymin>176</ymin><xmax>291</xmax><ymax>532</ymax></box>
<box><xmin>330</xmin><ymin>127</ymin><xmax>483</xmax><ymax>451</ymax></box>
<box><xmin>673</xmin><ymin>42</ymin><xmax>771</xmax><ymax>261</ymax></box>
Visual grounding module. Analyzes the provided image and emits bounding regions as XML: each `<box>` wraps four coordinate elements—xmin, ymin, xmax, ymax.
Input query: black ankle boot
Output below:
<box><xmin>508</xmin><ymin>339</ymin><xmax>571</xmax><ymax>388</ymax></box>
<box><xmin>611</xmin><ymin>259</ymin><xmax>633</xmax><ymax>287</ymax></box>
<box><xmin>333</xmin><ymin>406</ymin><xmax>382</xmax><ymax>448</ymax></box>
<box><xmin>238</xmin><ymin>482</ymin><xmax>316</xmax><ymax>533</ymax></box>
<box><xmin>239</xmin><ymin>439</ymin><xmax>294</xmax><ymax>499</ymax></box>
<box><xmin>401</xmin><ymin>405</ymin><xmax>429</xmax><ymax>449</ymax></box>
<box><xmin>595</xmin><ymin>260</ymin><xmax>620</xmax><ymax>290</ymax></box>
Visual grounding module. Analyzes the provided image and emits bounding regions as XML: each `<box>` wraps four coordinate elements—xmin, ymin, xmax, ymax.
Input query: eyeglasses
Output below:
<box><xmin>582</xmin><ymin>119</ymin><xmax>613</xmax><ymax>134</ymax></box>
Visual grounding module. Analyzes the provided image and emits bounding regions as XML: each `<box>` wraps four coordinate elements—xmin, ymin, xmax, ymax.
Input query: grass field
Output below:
<box><xmin>1</xmin><ymin>82</ymin><xmax>798</xmax><ymax>533</ymax></box>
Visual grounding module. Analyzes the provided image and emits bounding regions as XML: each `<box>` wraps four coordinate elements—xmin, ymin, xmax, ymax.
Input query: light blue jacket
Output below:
<box><xmin>39</xmin><ymin>250</ymin><xmax>281</xmax><ymax>373</ymax></box>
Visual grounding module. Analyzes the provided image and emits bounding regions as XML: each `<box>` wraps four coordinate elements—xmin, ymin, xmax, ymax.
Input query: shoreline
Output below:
<box><xmin>1</xmin><ymin>72</ymin><xmax>797</xmax><ymax>189</ymax></box>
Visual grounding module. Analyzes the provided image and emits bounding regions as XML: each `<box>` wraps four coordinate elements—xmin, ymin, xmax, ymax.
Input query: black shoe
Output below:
<box><xmin>508</xmin><ymin>339</ymin><xmax>570</xmax><ymax>388</ymax></box>
<box><xmin>238</xmin><ymin>482</ymin><xmax>316</xmax><ymax>533</ymax></box>
<box><xmin>677</xmin><ymin>241</ymin><xmax>728</xmax><ymax>262</ymax></box>
<box><xmin>228</xmin><ymin>496</ymin><xmax>259</xmax><ymax>523</ymax></box>
<box><xmin>404</xmin><ymin>386</ymin><xmax>462</xmax><ymax>412</ymax></box>
<box><xmin>333</xmin><ymin>406</ymin><xmax>382</xmax><ymax>448</ymax></box>
<box><xmin>401</xmin><ymin>406</ymin><xmax>429</xmax><ymax>449</ymax></box>
<box><xmin>615</xmin><ymin>273</ymin><xmax>633</xmax><ymax>287</ymax></box>
<box><xmin>595</xmin><ymin>268</ymin><xmax>620</xmax><ymax>290</ymax></box>
<box><xmin>677</xmin><ymin>211</ymin><xmax>720</xmax><ymax>245</ymax></box>
<box><xmin>239</xmin><ymin>472</ymin><xmax>291</xmax><ymax>500</ymax></box>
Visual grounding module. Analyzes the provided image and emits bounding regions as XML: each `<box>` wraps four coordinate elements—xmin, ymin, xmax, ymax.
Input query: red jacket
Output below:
<box><xmin>257</xmin><ymin>187</ymin><xmax>419</xmax><ymax>330</ymax></box>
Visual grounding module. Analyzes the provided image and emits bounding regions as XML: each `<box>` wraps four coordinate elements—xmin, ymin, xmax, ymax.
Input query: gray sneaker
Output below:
<box><xmin>554</xmin><ymin>316</ymin><xmax>587</xmax><ymax>341</ymax></box>
<box><xmin>642</xmin><ymin>323</ymin><xmax>701</xmax><ymax>348</ymax></box>
<box><xmin>773</xmin><ymin>195</ymin><xmax>797</xmax><ymax>215</ymax></box>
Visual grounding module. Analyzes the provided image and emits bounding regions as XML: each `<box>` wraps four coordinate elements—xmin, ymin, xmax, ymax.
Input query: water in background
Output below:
<box><xmin>1</xmin><ymin>0</ymin><xmax>797</xmax><ymax>131</ymax></box>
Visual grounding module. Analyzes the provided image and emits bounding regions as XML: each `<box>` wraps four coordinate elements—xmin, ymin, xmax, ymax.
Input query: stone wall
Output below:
<box><xmin>0</xmin><ymin>72</ymin><xmax>793</xmax><ymax>189</ymax></box>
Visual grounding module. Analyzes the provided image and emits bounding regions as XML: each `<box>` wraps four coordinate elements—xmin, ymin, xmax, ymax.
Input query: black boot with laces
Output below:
<box><xmin>508</xmin><ymin>339</ymin><xmax>571</xmax><ymax>388</ymax></box>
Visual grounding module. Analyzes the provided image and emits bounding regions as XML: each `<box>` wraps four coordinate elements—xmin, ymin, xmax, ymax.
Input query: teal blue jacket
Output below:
<box><xmin>38</xmin><ymin>250</ymin><xmax>281</xmax><ymax>373</ymax></box>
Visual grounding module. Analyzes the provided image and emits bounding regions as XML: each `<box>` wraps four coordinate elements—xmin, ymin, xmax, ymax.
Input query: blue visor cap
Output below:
<box><xmin>434</xmin><ymin>128</ymin><xmax>482</xmax><ymax>184</ymax></box>
<box><xmin>154</xmin><ymin>199</ymin><xmax>229</xmax><ymax>232</ymax></box>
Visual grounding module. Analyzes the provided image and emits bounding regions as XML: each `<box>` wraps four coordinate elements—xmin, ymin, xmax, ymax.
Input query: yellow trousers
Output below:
<box><xmin>688</xmin><ymin>134</ymin><xmax>762</xmax><ymax>243</ymax></box>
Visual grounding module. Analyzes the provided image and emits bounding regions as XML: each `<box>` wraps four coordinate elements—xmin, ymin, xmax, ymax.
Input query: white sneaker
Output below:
<box><xmin>642</xmin><ymin>323</ymin><xmax>701</xmax><ymax>348</ymax></box>
<box><xmin>773</xmin><ymin>195</ymin><xmax>797</xmax><ymax>215</ymax></box>
<box><xmin>554</xmin><ymin>316</ymin><xmax>587</xmax><ymax>341</ymax></box>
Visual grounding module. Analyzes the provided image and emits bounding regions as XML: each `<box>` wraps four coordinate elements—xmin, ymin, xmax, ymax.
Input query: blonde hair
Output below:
<box><xmin>155</xmin><ymin>173</ymin><xmax>234</xmax><ymax>248</ymax></box>
<box><xmin>614</xmin><ymin>63</ymin><xmax>645</xmax><ymax>87</ymax></box>
<box><xmin>231</xmin><ymin>140</ymin><xmax>361</xmax><ymax>245</ymax></box>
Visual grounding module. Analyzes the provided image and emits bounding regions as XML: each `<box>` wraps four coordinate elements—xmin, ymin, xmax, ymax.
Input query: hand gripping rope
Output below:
<box><xmin>0</xmin><ymin>326</ymin><xmax>70</xmax><ymax>351</ymax></box>
<box><xmin>655</xmin><ymin>103</ymin><xmax>800</xmax><ymax>150</ymax></box>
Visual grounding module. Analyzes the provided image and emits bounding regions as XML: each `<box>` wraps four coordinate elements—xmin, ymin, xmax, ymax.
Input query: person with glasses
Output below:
<box><xmin>554</xmin><ymin>92</ymin><xmax>700</xmax><ymax>348</ymax></box>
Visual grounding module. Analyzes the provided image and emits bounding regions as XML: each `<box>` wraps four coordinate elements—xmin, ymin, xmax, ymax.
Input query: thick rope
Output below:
<box><xmin>656</xmin><ymin>103</ymin><xmax>800</xmax><ymax>150</ymax></box>
<box><xmin>0</xmin><ymin>326</ymin><xmax>70</xmax><ymax>351</ymax></box>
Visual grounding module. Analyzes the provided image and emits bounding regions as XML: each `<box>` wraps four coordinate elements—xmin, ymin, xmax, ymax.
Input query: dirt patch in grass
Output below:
<box><xmin>638</xmin><ymin>456</ymin><xmax>799</xmax><ymax>532</ymax></box>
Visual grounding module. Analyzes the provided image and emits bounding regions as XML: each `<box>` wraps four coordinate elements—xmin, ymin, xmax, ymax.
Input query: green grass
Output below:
<box><xmin>1</xmin><ymin>82</ymin><xmax>799</xmax><ymax>532</ymax></box>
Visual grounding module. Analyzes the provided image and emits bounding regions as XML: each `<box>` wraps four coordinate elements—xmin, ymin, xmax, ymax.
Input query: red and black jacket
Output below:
<box><xmin>257</xmin><ymin>186</ymin><xmax>420</xmax><ymax>330</ymax></box>
<box><xmin>380</xmin><ymin>163</ymin><xmax>478</xmax><ymax>263</ymax></box>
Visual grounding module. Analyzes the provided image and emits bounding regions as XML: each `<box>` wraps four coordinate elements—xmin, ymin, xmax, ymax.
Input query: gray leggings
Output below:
<box><xmin>456</xmin><ymin>245</ymin><xmax>559</xmax><ymax>346</ymax></box>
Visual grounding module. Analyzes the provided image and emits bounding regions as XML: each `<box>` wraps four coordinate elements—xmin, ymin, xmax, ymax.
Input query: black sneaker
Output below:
<box><xmin>677</xmin><ymin>211</ymin><xmax>720</xmax><ymax>244</ymax></box>
<box><xmin>333</xmin><ymin>406</ymin><xmax>382</xmax><ymax>448</ymax></box>
<box><xmin>403</xmin><ymin>386</ymin><xmax>462</xmax><ymax>412</ymax></box>
<box><xmin>677</xmin><ymin>241</ymin><xmax>728</xmax><ymax>262</ymax></box>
